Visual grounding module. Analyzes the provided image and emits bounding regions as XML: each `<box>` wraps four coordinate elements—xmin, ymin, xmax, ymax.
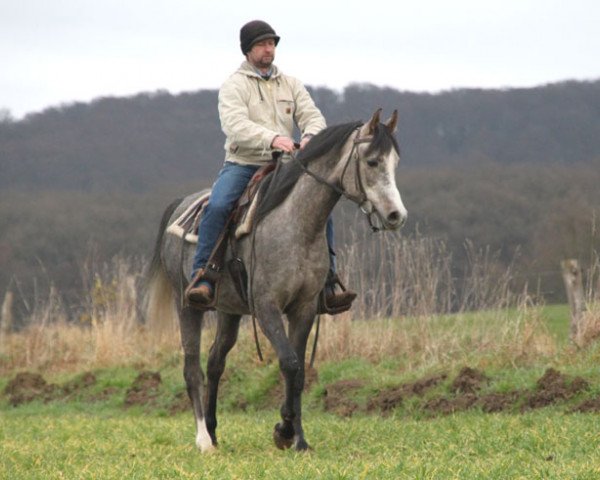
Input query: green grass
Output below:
<box><xmin>541</xmin><ymin>304</ymin><xmax>571</xmax><ymax>341</ymax></box>
<box><xmin>3</xmin><ymin>356</ymin><xmax>600</xmax><ymax>480</ymax></box>
<box><xmin>3</xmin><ymin>303</ymin><xmax>600</xmax><ymax>479</ymax></box>
<box><xmin>2</xmin><ymin>404</ymin><xmax>600</xmax><ymax>479</ymax></box>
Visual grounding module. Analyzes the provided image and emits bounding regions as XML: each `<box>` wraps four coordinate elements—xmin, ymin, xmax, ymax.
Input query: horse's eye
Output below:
<box><xmin>366</xmin><ymin>158</ymin><xmax>379</xmax><ymax>168</ymax></box>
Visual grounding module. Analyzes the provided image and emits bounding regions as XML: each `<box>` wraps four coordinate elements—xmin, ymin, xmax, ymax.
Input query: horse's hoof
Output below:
<box><xmin>196</xmin><ymin>433</ymin><xmax>216</xmax><ymax>453</ymax></box>
<box><xmin>294</xmin><ymin>438</ymin><xmax>311</xmax><ymax>452</ymax></box>
<box><xmin>273</xmin><ymin>422</ymin><xmax>294</xmax><ymax>450</ymax></box>
<box><xmin>197</xmin><ymin>442</ymin><xmax>217</xmax><ymax>454</ymax></box>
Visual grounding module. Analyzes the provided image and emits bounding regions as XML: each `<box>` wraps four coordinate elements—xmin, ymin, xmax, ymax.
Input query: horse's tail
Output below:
<box><xmin>144</xmin><ymin>198</ymin><xmax>182</xmax><ymax>333</ymax></box>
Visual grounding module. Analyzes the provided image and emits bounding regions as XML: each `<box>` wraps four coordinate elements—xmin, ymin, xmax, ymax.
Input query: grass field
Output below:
<box><xmin>3</xmin><ymin>304</ymin><xmax>600</xmax><ymax>479</ymax></box>
<box><xmin>3</xmin><ymin>402</ymin><xmax>600</xmax><ymax>479</ymax></box>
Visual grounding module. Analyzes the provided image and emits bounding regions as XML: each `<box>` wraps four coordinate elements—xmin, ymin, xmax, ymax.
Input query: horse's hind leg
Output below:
<box><xmin>179</xmin><ymin>306</ymin><xmax>214</xmax><ymax>453</ymax></box>
<box><xmin>205</xmin><ymin>312</ymin><xmax>241</xmax><ymax>445</ymax></box>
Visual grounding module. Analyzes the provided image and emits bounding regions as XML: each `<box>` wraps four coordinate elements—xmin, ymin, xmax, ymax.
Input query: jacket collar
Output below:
<box><xmin>239</xmin><ymin>61</ymin><xmax>280</xmax><ymax>79</ymax></box>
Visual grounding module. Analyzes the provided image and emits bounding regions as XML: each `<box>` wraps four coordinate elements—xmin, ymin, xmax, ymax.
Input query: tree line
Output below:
<box><xmin>1</xmin><ymin>80</ymin><xmax>599</xmax><ymax>313</ymax></box>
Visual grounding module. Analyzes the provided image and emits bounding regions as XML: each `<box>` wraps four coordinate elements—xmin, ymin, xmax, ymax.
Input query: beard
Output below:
<box><xmin>256</xmin><ymin>55</ymin><xmax>273</xmax><ymax>69</ymax></box>
<box><xmin>248</xmin><ymin>50</ymin><xmax>274</xmax><ymax>70</ymax></box>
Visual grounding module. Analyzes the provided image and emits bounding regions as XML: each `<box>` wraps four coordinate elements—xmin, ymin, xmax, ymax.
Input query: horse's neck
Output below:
<box><xmin>280</xmin><ymin>152</ymin><xmax>348</xmax><ymax>239</ymax></box>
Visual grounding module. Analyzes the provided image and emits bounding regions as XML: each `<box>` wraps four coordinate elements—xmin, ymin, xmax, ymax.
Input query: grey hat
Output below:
<box><xmin>240</xmin><ymin>20</ymin><xmax>280</xmax><ymax>55</ymax></box>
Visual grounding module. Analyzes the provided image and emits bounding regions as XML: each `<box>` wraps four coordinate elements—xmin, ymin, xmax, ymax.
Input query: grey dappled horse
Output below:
<box><xmin>146</xmin><ymin>109</ymin><xmax>407</xmax><ymax>452</ymax></box>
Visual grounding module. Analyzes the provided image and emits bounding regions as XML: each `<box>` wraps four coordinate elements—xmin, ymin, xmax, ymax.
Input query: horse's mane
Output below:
<box><xmin>254</xmin><ymin>121</ymin><xmax>361</xmax><ymax>222</ymax></box>
<box><xmin>254</xmin><ymin>120</ymin><xmax>399</xmax><ymax>223</ymax></box>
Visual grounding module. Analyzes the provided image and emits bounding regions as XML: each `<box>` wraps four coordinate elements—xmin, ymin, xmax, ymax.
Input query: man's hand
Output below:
<box><xmin>271</xmin><ymin>135</ymin><xmax>296</xmax><ymax>153</ymax></box>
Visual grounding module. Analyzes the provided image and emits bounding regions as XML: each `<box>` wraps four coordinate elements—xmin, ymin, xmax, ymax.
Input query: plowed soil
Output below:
<box><xmin>2</xmin><ymin>367</ymin><xmax>597</xmax><ymax>417</ymax></box>
<box><xmin>124</xmin><ymin>371</ymin><xmax>162</xmax><ymax>407</ymax></box>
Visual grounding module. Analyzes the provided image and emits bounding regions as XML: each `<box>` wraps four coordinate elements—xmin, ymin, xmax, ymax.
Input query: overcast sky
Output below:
<box><xmin>1</xmin><ymin>0</ymin><xmax>599</xmax><ymax>119</ymax></box>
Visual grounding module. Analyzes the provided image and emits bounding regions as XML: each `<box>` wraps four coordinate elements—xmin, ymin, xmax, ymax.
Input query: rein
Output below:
<box><xmin>291</xmin><ymin>129</ymin><xmax>383</xmax><ymax>232</ymax></box>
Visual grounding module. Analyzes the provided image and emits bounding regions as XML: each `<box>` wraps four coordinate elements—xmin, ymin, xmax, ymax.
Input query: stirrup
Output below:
<box><xmin>185</xmin><ymin>267</ymin><xmax>218</xmax><ymax>310</ymax></box>
<box><xmin>318</xmin><ymin>274</ymin><xmax>356</xmax><ymax>315</ymax></box>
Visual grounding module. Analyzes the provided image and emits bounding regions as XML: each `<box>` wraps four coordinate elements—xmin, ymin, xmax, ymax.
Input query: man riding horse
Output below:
<box><xmin>186</xmin><ymin>20</ymin><xmax>356</xmax><ymax>312</ymax></box>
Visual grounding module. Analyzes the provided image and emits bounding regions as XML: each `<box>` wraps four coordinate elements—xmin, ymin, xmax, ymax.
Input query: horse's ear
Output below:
<box><xmin>384</xmin><ymin>110</ymin><xmax>398</xmax><ymax>133</ymax></box>
<box><xmin>367</xmin><ymin>108</ymin><xmax>383</xmax><ymax>134</ymax></box>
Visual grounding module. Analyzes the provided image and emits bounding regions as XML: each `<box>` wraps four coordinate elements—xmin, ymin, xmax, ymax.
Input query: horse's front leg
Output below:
<box><xmin>179</xmin><ymin>306</ymin><xmax>214</xmax><ymax>453</ymax></box>
<box><xmin>287</xmin><ymin>304</ymin><xmax>317</xmax><ymax>451</ymax></box>
<box><xmin>254</xmin><ymin>301</ymin><xmax>300</xmax><ymax>450</ymax></box>
<box><xmin>205</xmin><ymin>312</ymin><xmax>241</xmax><ymax>446</ymax></box>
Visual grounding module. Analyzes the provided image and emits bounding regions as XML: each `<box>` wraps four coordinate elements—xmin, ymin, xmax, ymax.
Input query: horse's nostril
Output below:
<box><xmin>387</xmin><ymin>211</ymin><xmax>400</xmax><ymax>224</ymax></box>
<box><xmin>386</xmin><ymin>210</ymin><xmax>407</xmax><ymax>228</ymax></box>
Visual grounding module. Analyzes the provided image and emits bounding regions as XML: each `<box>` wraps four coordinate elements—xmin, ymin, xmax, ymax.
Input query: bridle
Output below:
<box><xmin>290</xmin><ymin>127</ymin><xmax>385</xmax><ymax>232</ymax></box>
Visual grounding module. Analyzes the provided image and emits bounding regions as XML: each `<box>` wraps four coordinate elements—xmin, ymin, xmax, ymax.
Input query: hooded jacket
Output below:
<box><xmin>218</xmin><ymin>61</ymin><xmax>326</xmax><ymax>166</ymax></box>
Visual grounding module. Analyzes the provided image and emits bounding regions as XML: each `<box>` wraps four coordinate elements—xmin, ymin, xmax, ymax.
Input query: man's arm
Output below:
<box><xmin>291</xmin><ymin>78</ymin><xmax>327</xmax><ymax>138</ymax></box>
<box><xmin>218</xmin><ymin>79</ymin><xmax>279</xmax><ymax>151</ymax></box>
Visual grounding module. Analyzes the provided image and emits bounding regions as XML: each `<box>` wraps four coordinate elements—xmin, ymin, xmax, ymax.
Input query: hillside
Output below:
<box><xmin>1</xmin><ymin>80</ymin><xmax>599</xmax><ymax>309</ymax></box>
<box><xmin>1</xmin><ymin>80</ymin><xmax>599</xmax><ymax>193</ymax></box>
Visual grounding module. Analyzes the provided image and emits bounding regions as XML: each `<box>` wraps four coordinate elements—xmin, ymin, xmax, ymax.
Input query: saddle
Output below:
<box><xmin>166</xmin><ymin>163</ymin><xmax>276</xmax><ymax>244</ymax></box>
<box><xmin>167</xmin><ymin>163</ymin><xmax>276</xmax><ymax>310</ymax></box>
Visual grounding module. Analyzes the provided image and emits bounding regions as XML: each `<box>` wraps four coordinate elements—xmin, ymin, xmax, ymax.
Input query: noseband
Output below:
<box><xmin>291</xmin><ymin>128</ymin><xmax>384</xmax><ymax>232</ymax></box>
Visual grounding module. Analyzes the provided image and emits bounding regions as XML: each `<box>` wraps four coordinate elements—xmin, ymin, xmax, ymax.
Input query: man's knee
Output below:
<box><xmin>207</xmin><ymin>196</ymin><xmax>235</xmax><ymax>216</ymax></box>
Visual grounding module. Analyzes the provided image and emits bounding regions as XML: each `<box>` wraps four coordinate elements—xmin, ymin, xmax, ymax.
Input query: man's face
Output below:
<box><xmin>247</xmin><ymin>39</ymin><xmax>276</xmax><ymax>70</ymax></box>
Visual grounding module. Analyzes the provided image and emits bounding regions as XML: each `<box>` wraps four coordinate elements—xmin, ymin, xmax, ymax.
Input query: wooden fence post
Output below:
<box><xmin>0</xmin><ymin>290</ymin><xmax>14</xmax><ymax>354</ymax></box>
<box><xmin>561</xmin><ymin>259</ymin><xmax>586</xmax><ymax>341</ymax></box>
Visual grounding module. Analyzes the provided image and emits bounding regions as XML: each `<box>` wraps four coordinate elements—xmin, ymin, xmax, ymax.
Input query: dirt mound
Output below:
<box><xmin>323</xmin><ymin>379</ymin><xmax>364</xmax><ymax>417</ymax></box>
<box><xmin>4</xmin><ymin>372</ymin><xmax>56</xmax><ymax>406</ymax></box>
<box><xmin>59</xmin><ymin>372</ymin><xmax>98</xmax><ymax>399</ymax></box>
<box><xmin>124</xmin><ymin>371</ymin><xmax>162</xmax><ymax>407</ymax></box>
<box><xmin>423</xmin><ymin>368</ymin><xmax>590</xmax><ymax>416</ymax></box>
<box><xmin>366</xmin><ymin>369</ymin><xmax>487</xmax><ymax>416</ymax></box>
<box><xmin>324</xmin><ymin>367</ymin><xmax>594</xmax><ymax>418</ymax></box>
<box><xmin>524</xmin><ymin>368</ymin><xmax>589</xmax><ymax>410</ymax></box>
<box><xmin>569</xmin><ymin>396</ymin><xmax>600</xmax><ymax>413</ymax></box>
<box><xmin>367</xmin><ymin>374</ymin><xmax>447</xmax><ymax>414</ymax></box>
<box><xmin>3</xmin><ymin>371</ymin><xmax>101</xmax><ymax>406</ymax></box>
<box><xmin>424</xmin><ymin>394</ymin><xmax>478</xmax><ymax>415</ymax></box>
<box><xmin>451</xmin><ymin>367</ymin><xmax>489</xmax><ymax>394</ymax></box>
<box><xmin>3</xmin><ymin>366</ymin><xmax>597</xmax><ymax>418</ymax></box>
<box><xmin>478</xmin><ymin>391</ymin><xmax>522</xmax><ymax>413</ymax></box>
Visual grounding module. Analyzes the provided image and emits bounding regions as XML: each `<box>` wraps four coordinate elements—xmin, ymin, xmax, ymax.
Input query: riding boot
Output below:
<box><xmin>185</xmin><ymin>269</ymin><xmax>215</xmax><ymax>306</ymax></box>
<box><xmin>318</xmin><ymin>248</ymin><xmax>357</xmax><ymax>314</ymax></box>
<box><xmin>321</xmin><ymin>270</ymin><xmax>357</xmax><ymax>314</ymax></box>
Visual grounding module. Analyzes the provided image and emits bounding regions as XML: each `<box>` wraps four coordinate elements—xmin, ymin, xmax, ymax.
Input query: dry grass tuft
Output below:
<box><xmin>308</xmin><ymin>299</ymin><xmax>557</xmax><ymax>368</ymax></box>
<box><xmin>0</xmin><ymin>238</ymin><xmax>596</xmax><ymax>374</ymax></box>
<box><xmin>573</xmin><ymin>305</ymin><xmax>600</xmax><ymax>348</ymax></box>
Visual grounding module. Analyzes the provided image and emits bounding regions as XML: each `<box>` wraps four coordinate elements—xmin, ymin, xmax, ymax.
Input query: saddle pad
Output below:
<box><xmin>165</xmin><ymin>191</ymin><xmax>211</xmax><ymax>243</ymax></box>
<box><xmin>234</xmin><ymin>193</ymin><xmax>260</xmax><ymax>239</ymax></box>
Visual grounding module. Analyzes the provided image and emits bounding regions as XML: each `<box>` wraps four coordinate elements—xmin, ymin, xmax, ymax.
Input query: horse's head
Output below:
<box><xmin>341</xmin><ymin>109</ymin><xmax>407</xmax><ymax>230</ymax></box>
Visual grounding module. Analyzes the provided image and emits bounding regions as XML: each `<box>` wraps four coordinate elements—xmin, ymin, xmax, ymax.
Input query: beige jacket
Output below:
<box><xmin>218</xmin><ymin>61</ymin><xmax>326</xmax><ymax>166</ymax></box>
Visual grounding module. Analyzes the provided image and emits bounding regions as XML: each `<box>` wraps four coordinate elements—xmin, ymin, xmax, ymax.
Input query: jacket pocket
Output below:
<box><xmin>277</xmin><ymin>98</ymin><xmax>295</xmax><ymax>116</ymax></box>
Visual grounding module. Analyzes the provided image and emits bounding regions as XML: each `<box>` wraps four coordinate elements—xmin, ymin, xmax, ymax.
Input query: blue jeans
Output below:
<box><xmin>192</xmin><ymin>161</ymin><xmax>336</xmax><ymax>278</ymax></box>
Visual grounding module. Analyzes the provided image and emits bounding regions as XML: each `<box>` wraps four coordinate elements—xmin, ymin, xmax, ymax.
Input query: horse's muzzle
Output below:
<box><xmin>383</xmin><ymin>209</ymin><xmax>407</xmax><ymax>230</ymax></box>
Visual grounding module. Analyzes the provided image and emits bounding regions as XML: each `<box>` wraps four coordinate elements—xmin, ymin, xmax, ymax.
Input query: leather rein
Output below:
<box><xmin>290</xmin><ymin>128</ymin><xmax>384</xmax><ymax>232</ymax></box>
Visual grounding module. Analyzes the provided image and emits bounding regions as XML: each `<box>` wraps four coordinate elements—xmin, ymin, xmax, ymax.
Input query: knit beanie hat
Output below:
<box><xmin>240</xmin><ymin>20</ymin><xmax>280</xmax><ymax>55</ymax></box>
